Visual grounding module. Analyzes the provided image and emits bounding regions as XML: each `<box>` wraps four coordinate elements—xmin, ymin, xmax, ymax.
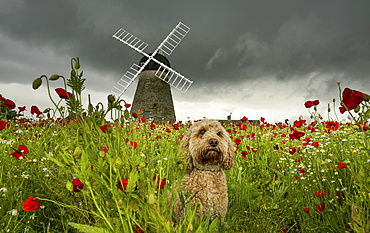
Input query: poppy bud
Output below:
<box><xmin>124</xmin><ymin>110</ymin><xmax>129</xmax><ymax>120</ymax></box>
<box><xmin>32</xmin><ymin>78</ymin><xmax>42</xmax><ymax>90</ymax></box>
<box><xmin>74</xmin><ymin>147</ymin><xmax>82</xmax><ymax>157</ymax></box>
<box><xmin>333</xmin><ymin>98</ymin><xmax>335</xmax><ymax>103</ymax></box>
<box><xmin>49</xmin><ymin>74</ymin><xmax>60</xmax><ymax>81</ymax></box>
<box><xmin>354</xmin><ymin>106</ymin><xmax>360</xmax><ymax>113</ymax></box>
<box><xmin>88</xmin><ymin>105</ymin><xmax>93</xmax><ymax>114</ymax></box>
<box><xmin>75</xmin><ymin>62</ymin><xmax>80</xmax><ymax>69</ymax></box>
<box><xmin>115</xmin><ymin>157</ymin><xmax>123</xmax><ymax>169</ymax></box>
<box><xmin>71</xmin><ymin>69</ymin><xmax>76</xmax><ymax>77</ymax></box>
<box><xmin>107</xmin><ymin>94</ymin><xmax>115</xmax><ymax>103</ymax></box>
<box><xmin>363</xmin><ymin>93</ymin><xmax>370</xmax><ymax>102</ymax></box>
<box><xmin>148</xmin><ymin>193</ymin><xmax>155</xmax><ymax>205</ymax></box>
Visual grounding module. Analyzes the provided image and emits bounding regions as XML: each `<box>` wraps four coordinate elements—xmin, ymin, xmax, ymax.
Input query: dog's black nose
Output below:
<box><xmin>209</xmin><ymin>139</ymin><xmax>218</xmax><ymax>147</ymax></box>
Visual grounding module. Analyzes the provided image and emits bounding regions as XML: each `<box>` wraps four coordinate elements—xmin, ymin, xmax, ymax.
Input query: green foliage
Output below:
<box><xmin>0</xmin><ymin>98</ymin><xmax>18</xmax><ymax>120</ymax></box>
<box><xmin>1</xmin><ymin>114</ymin><xmax>370</xmax><ymax>232</ymax></box>
<box><xmin>66</xmin><ymin>57</ymin><xmax>86</xmax><ymax>119</ymax></box>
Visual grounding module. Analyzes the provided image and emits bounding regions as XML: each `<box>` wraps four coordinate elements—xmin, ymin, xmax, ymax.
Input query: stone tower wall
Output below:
<box><xmin>131</xmin><ymin>70</ymin><xmax>176</xmax><ymax>122</ymax></box>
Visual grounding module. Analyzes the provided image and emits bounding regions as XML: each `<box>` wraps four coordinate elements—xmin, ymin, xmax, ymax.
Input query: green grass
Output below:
<box><xmin>0</xmin><ymin>117</ymin><xmax>369</xmax><ymax>232</ymax></box>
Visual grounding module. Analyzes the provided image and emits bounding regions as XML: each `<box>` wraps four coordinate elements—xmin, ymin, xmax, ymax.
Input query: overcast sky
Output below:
<box><xmin>1</xmin><ymin>0</ymin><xmax>370</xmax><ymax>123</ymax></box>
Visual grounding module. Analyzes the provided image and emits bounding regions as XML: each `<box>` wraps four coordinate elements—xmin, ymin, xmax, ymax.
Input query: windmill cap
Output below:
<box><xmin>139</xmin><ymin>53</ymin><xmax>171</xmax><ymax>71</ymax></box>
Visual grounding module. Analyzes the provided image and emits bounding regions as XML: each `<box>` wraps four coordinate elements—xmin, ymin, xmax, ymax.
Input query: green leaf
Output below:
<box><xmin>80</xmin><ymin>148</ymin><xmax>88</xmax><ymax>176</ymax></box>
<box><xmin>208</xmin><ymin>217</ymin><xmax>218</xmax><ymax>232</ymax></box>
<box><xmin>48</xmin><ymin>156</ymin><xmax>65</xmax><ymax>168</ymax></box>
<box><xmin>127</xmin><ymin>169</ymin><xmax>139</xmax><ymax>193</ymax></box>
<box><xmin>68</xmin><ymin>222</ymin><xmax>108</xmax><ymax>233</ymax></box>
<box><xmin>66</xmin><ymin>181</ymin><xmax>73</xmax><ymax>192</ymax></box>
<box><xmin>58</xmin><ymin>150</ymin><xmax>74</xmax><ymax>166</ymax></box>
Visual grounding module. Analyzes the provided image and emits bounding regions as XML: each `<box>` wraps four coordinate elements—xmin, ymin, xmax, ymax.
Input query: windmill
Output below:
<box><xmin>111</xmin><ymin>22</ymin><xmax>192</xmax><ymax>122</ymax></box>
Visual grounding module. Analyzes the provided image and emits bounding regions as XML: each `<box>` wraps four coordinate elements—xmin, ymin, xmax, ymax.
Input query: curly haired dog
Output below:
<box><xmin>173</xmin><ymin>119</ymin><xmax>235</xmax><ymax>226</ymax></box>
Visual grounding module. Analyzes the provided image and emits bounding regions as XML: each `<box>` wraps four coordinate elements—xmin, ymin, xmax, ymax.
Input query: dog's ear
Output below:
<box><xmin>223</xmin><ymin>139</ymin><xmax>235</xmax><ymax>170</ymax></box>
<box><xmin>177</xmin><ymin>129</ymin><xmax>193</xmax><ymax>174</ymax></box>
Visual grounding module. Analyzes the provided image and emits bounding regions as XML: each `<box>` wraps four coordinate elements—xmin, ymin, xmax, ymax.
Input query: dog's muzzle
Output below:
<box><xmin>199</xmin><ymin>139</ymin><xmax>223</xmax><ymax>165</ymax></box>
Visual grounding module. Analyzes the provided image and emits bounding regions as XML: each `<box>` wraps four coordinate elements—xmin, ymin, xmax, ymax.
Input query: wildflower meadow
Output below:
<box><xmin>0</xmin><ymin>58</ymin><xmax>369</xmax><ymax>232</ymax></box>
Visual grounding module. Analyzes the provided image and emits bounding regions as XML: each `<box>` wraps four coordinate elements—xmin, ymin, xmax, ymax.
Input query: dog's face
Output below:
<box><xmin>179</xmin><ymin>119</ymin><xmax>235</xmax><ymax>173</ymax></box>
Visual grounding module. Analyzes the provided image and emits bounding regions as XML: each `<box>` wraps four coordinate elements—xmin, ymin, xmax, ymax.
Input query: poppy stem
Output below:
<box><xmin>40</xmin><ymin>75</ymin><xmax>64</xmax><ymax>118</ymax></box>
<box><xmin>87</xmin><ymin>183</ymin><xmax>114</xmax><ymax>230</ymax></box>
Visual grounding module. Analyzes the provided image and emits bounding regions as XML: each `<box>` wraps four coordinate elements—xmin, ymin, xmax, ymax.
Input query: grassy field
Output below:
<box><xmin>1</xmin><ymin>114</ymin><xmax>369</xmax><ymax>232</ymax></box>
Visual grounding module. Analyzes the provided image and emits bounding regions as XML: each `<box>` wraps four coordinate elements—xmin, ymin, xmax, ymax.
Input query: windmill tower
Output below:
<box><xmin>111</xmin><ymin>22</ymin><xmax>192</xmax><ymax>122</ymax></box>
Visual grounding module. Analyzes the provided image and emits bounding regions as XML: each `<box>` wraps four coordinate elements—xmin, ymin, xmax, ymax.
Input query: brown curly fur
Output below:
<box><xmin>173</xmin><ymin>119</ymin><xmax>235</xmax><ymax>227</ymax></box>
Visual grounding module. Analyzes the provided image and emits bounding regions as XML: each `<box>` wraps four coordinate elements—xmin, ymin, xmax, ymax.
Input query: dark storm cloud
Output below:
<box><xmin>1</xmin><ymin>0</ymin><xmax>370</xmax><ymax>94</ymax></box>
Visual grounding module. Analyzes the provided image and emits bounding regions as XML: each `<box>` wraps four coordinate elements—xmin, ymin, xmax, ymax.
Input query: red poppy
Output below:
<box><xmin>338</xmin><ymin>161</ymin><xmax>347</xmax><ymax>170</ymax></box>
<box><xmin>3</xmin><ymin>99</ymin><xmax>15</xmax><ymax>110</ymax></box>
<box><xmin>311</xmin><ymin>141</ymin><xmax>319</xmax><ymax>148</ymax></box>
<box><xmin>234</xmin><ymin>138</ymin><xmax>241</xmax><ymax>145</ymax></box>
<box><xmin>31</xmin><ymin>106</ymin><xmax>42</xmax><ymax>117</ymax></box>
<box><xmin>153</xmin><ymin>175</ymin><xmax>166</xmax><ymax>189</ymax></box>
<box><xmin>294</xmin><ymin>175</ymin><xmax>299</xmax><ymax>180</ymax></box>
<box><xmin>317</xmin><ymin>203</ymin><xmax>325</xmax><ymax>213</ymax></box>
<box><xmin>260</xmin><ymin>117</ymin><xmax>265</xmax><ymax>123</ymax></box>
<box><xmin>125</xmin><ymin>103</ymin><xmax>131</xmax><ymax>108</ymax></box>
<box><xmin>130</xmin><ymin>141</ymin><xmax>138</xmax><ymax>149</ymax></box>
<box><xmin>100</xmin><ymin>125</ymin><xmax>108</xmax><ymax>133</ymax></box>
<box><xmin>132</xmin><ymin>112</ymin><xmax>138</xmax><ymax>118</ymax></box>
<box><xmin>22</xmin><ymin>197</ymin><xmax>39</xmax><ymax>212</ymax></box>
<box><xmin>118</xmin><ymin>177</ymin><xmax>128</xmax><ymax>192</ymax></box>
<box><xmin>18</xmin><ymin>106</ymin><xmax>26</xmax><ymax>113</ymax></box>
<box><xmin>304</xmin><ymin>100</ymin><xmax>314</xmax><ymax>108</ymax></box>
<box><xmin>289</xmin><ymin>147</ymin><xmax>296</xmax><ymax>155</ymax></box>
<box><xmin>294</xmin><ymin>119</ymin><xmax>306</xmax><ymax>127</ymax></box>
<box><xmin>10</xmin><ymin>145</ymin><xmax>29</xmax><ymax>159</ymax></box>
<box><xmin>134</xmin><ymin>226</ymin><xmax>143</xmax><ymax>233</ymax></box>
<box><xmin>55</xmin><ymin>88</ymin><xmax>73</xmax><ymax>100</ymax></box>
<box><xmin>0</xmin><ymin>94</ymin><xmax>4</xmax><ymax>101</ymax></box>
<box><xmin>0</xmin><ymin>120</ymin><xmax>7</xmax><ymax>130</ymax></box>
<box><xmin>314</xmin><ymin>189</ymin><xmax>327</xmax><ymax>198</ymax></box>
<box><xmin>240</xmin><ymin>116</ymin><xmax>248</xmax><ymax>122</ymax></box>
<box><xmin>241</xmin><ymin>151</ymin><xmax>248</xmax><ymax>158</ymax></box>
<box><xmin>313</xmin><ymin>100</ymin><xmax>320</xmax><ymax>106</ymax></box>
<box><xmin>326</xmin><ymin>122</ymin><xmax>339</xmax><ymax>131</ymax></box>
<box><xmin>303</xmin><ymin>208</ymin><xmax>309</xmax><ymax>214</ymax></box>
<box><xmin>72</xmin><ymin>178</ymin><xmax>84</xmax><ymax>192</ymax></box>
<box><xmin>339</xmin><ymin>88</ymin><xmax>365</xmax><ymax>114</ymax></box>
<box><xmin>289</xmin><ymin>130</ymin><xmax>305</xmax><ymax>140</ymax></box>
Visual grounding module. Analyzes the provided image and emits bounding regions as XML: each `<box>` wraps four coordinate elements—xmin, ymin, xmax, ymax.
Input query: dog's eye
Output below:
<box><xmin>200</xmin><ymin>130</ymin><xmax>206</xmax><ymax>135</ymax></box>
<box><xmin>217</xmin><ymin>132</ymin><xmax>222</xmax><ymax>137</ymax></box>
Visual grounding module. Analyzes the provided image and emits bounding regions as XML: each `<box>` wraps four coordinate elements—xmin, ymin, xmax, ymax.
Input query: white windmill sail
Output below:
<box><xmin>111</xmin><ymin>22</ymin><xmax>193</xmax><ymax>98</ymax></box>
